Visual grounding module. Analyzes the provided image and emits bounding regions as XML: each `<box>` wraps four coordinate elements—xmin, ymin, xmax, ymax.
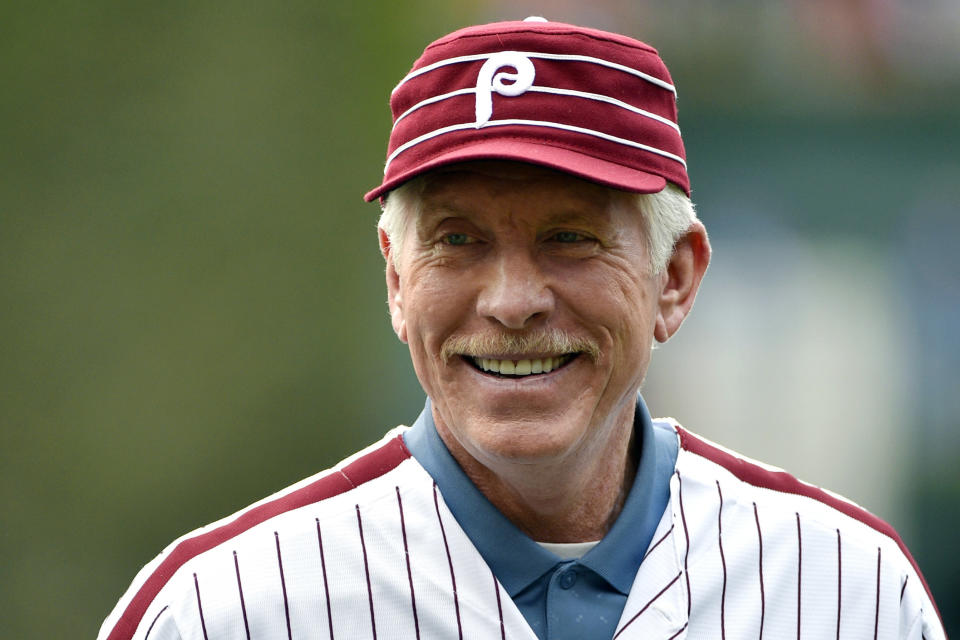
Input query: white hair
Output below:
<box><xmin>378</xmin><ymin>177</ymin><xmax>696</xmax><ymax>274</ymax></box>
<box><xmin>378</xmin><ymin>177</ymin><xmax>426</xmax><ymax>270</ymax></box>
<box><xmin>633</xmin><ymin>182</ymin><xmax>699</xmax><ymax>274</ymax></box>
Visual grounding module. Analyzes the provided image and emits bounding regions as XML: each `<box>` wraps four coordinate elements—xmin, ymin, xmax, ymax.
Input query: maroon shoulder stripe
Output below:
<box><xmin>106</xmin><ymin>435</ymin><xmax>412</xmax><ymax>640</ymax></box>
<box><xmin>676</xmin><ymin>426</ymin><xmax>944</xmax><ymax>627</ymax></box>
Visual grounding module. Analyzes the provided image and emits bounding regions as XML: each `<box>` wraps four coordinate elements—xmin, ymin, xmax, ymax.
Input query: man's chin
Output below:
<box><xmin>441</xmin><ymin>409</ymin><xmax>597</xmax><ymax>464</ymax></box>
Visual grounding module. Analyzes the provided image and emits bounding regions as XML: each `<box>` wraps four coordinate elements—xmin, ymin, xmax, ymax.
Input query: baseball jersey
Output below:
<box><xmin>99</xmin><ymin>423</ymin><xmax>946</xmax><ymax>639</ymax></box>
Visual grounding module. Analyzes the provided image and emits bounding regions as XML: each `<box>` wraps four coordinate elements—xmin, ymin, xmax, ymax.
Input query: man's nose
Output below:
<box><xmin>475</xmin><ymin>250</ymin><xmax>555</xmax><ymax>329</ymax></box>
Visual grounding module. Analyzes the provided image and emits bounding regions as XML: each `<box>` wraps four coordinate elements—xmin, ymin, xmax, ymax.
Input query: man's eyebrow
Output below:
<box><xmin>528</xmin><ymin>203</ymin><xmax>616</xmax><ymax>231</ymax></box>
<box><xmin>415</xmin><ymin>196</ymin><xmax>615</xmax><ymax>233</ymax></box>
<box><xmin>420</xmin><ymin>200</ymin><xmax>471</xmax><ymax>218</ymax></box>
<box><xmin>541</xmin><ymin>209</ymin><xmax>609</xmax><ymax>226</ymax></box>
<box><xmin>415</xmin><ymin>202</ymin><xmax>471</xmax><ymax>230</ymax></box>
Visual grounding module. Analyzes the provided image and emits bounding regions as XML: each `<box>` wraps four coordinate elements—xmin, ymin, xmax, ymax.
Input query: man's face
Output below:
<box><xmin>385</xmin><ymin>162</ymin><xmax>666</xmax><ymax>472</ymax></box>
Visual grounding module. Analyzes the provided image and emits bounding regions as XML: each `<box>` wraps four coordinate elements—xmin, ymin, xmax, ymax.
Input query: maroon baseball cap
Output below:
<box><xmin>364</xmin><ymin>17</ymin><xmax>689</xmax><ymax>202</ymax></box>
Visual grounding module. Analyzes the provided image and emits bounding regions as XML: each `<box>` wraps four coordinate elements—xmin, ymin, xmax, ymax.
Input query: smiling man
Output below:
<box><xmin>100</xmin><ymin>18</ymin><xmax>945</xmax><ymax>640</ymax></box>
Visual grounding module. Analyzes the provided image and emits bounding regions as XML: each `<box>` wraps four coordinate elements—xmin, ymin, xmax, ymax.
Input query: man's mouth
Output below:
<box><xmin>463</xmin><ymin>354</ymin><xmax>578</xmax><ymax>377</ymax></box>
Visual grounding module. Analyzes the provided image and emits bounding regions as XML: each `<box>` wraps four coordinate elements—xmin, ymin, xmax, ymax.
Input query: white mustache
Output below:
<box><xmin>440</xmin><ymin>329</ymin><xmax>601</xmax><ymax>364</ymax></box>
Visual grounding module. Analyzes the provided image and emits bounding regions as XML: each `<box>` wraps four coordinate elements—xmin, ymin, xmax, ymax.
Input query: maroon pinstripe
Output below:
<box><xmin>613</xmin><ymin>572</ymin><xmax>682</xmax><ymax>638</ymax></box>
<box><xmin>433</xmin><ymin>483</ymin><xmax>463</xmax><ymax>640</ymax></box>
<box><xmin>192</xmin><ymin>573</ymin><xmax>209</xmax><ymax>640</ymax></box>
<box><xmin>491</xmin><ymin>569</ymin><xmax>505</xmax><ymax>640</ymax></box>
<box><xmin>677</xmin><ymin>472</ymin><xmax>691</xmax><ymax>617</ymax></box>
<box><xmin>667</xmin><ymin>623</ymin><xmax>688</xmax><ymax>640</ymax></box>
<box><xmin>315</xmin><ymin>519</ymin><xmax>335</xmax><ymax>640</ymax></box>
<box><xmin>717</xmin><ymin>481</ymin><xmax>727</xmax><ymax>640</ymax></box>
<box><xmin>274</xmin><ymin>532</ymin><xmax>293</xmax><ymax>640</ymax></box>
<box><xmin>642</xmin><ymin>524</ymin><xmax>674</xmax><ymax>563</ymax></box>
<box><xmin>836</xmin><ymin>529</ymin><xmax>842</xmax><ymax>640</ymax></box>
<box><xmin>796</xmin><ymin>513</ymin><xmax>802</xmax><ymax>640</ymax></box>
<box><xmin>142</xmin><ymin>606</ymin><xmax>167</xmax><ymax>640</ymax></box>
<box><xmin>396</xmin><ymin>487</ymin><xmax>421</xmax><ymax>639</ymax></box>
<box><xmin>874</xmin><ymin>547</ymin><xmax>881</xmax><ymax>640</ymax></box>
<box><xmin>753</xmin><ymin>502</ymin><xmax>765</xmax><ymax>640</ymax></box>
<box><xmin>232</xmin><ymin>551</ymin><xmax>251</xmax><ymax>640</ymax></box>
<box><xmin>356</xmin><ymin>505</ymin><xmax>378</xmax><ymax>640</ymax></box>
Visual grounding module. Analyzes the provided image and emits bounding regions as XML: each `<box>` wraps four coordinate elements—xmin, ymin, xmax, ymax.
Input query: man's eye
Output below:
<box><xmin>442</xmin><ymin>233</ymin><xmax>472</xmax><ymax>246</ymax></box>
<box><xmin>551</xmin><ymin>231</ymin><xmax>587</xmax><ymax>243</ymax></box>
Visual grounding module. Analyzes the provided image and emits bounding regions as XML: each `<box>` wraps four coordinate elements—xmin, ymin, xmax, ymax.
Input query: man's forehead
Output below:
<box><xmin>412</xmin><ymin>161</ymin><xmax>635</xmax><ymax>234</ymax></box>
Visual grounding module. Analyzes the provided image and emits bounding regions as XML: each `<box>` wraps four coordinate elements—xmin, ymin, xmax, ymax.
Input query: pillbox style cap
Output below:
<box><xmin>364</xmin><ymin>18</ymin><xmax>690</xmax><ymax>202</ymax></box>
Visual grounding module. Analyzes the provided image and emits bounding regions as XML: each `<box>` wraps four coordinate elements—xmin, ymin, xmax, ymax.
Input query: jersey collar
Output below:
<box><xmin>403</xmin><ymin>394</ymin><xmax>677</xmax><ymax>597</ymax></box>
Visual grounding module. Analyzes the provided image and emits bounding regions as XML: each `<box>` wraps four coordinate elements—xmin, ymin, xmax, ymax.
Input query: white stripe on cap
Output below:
<box><xmin>383</xmin><ymin>118</ymin><xmax>687</xmax><ymax>175</ymax></box>
<box><xmin>393</xmin><ymin>87</ymin><xmax>477</xmax><ymax>126</ymax></box>
<box><xmin>393</xmin><ymin>85</ymin><xmax>681</xmax><ymax>133</ymax></box>
<box><xmin>392</xmin><ymin>51</ymin><xmax>677</xmax><ymax>96</ymax></box>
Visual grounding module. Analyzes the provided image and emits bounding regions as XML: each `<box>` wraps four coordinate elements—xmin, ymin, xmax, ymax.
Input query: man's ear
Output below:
<box><xmin>379</xmin><ymin>228</ymin><xmax>407</xmax><ymax>343</ymax></box>
<box><xmin>654</xmin><ymin>220</ymin><xmax>711</xmax><ymax>343</ymax></box>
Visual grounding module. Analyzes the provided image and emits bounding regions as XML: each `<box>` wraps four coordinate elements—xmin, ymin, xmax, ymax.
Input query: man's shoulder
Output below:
<box><xmin>660</xmin><ymin>421</ymin><xmax>944</xmax><ymax>636</ymax></box>
<box><xmin>98</xmin><ymin>427</ymin><xmax>426</xmax><ymax>640</ymax></box>
<box><xmin>668</xmin><ymin>423</ymin><xmax>897</xmax><ymax>540</ymax></box>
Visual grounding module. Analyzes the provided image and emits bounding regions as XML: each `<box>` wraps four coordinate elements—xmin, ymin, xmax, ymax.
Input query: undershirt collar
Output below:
<box><xmin>537</xmin><ymin>540</ymin><xmax>599</xmax><ymax>560</ymax></box>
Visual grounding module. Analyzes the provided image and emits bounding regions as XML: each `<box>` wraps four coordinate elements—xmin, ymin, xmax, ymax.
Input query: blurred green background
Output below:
<box><xmin>2</xmin><ymin>1</ymin><xmax>957</xmax><ymax>637</ymax></box>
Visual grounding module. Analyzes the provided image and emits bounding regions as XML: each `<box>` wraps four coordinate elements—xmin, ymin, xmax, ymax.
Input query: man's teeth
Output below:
<box><xmin>473</xmin><ymin>355</ymin><xmax>573</xmax><ymax>376</ymax></box>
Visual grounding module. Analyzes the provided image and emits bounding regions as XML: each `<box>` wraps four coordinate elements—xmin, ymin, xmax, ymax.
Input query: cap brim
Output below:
<box><xmin>363</xmin><ymin>139</ymin><xmax>667</xmax><ymax>202</ymax></box>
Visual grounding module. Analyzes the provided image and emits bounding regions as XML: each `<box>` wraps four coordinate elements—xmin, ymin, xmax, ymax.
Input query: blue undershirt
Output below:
<box><xmin>402</xmin><ymin>395</ymin><xmax>679</xmax><ymax>640</ymax></box>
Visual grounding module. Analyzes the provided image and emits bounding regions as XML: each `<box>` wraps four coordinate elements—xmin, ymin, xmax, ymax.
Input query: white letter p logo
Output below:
<box><xmin>475</xmin><ymin>52</ymin><xmax>536</xmax><ymax>127</ymax></box>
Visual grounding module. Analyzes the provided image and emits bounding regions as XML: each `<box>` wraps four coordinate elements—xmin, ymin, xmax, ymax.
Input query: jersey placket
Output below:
<box><xmin>545</xmin><ymin>561</ymin><xmax>620</xmax><ymax>639</ymax></box>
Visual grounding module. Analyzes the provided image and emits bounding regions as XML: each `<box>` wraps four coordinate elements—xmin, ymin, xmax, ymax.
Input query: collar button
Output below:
<box><xmin>558</xmin><ymin>567</ymin><xmax>577</xmax><ymax>589</ymax></box>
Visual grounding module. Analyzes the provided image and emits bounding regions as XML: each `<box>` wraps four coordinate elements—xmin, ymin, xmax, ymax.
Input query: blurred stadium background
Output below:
<box><xmin>1</xmin><ymin>1</ymin><xmax>957</xmax><ymax>636</ymax></box>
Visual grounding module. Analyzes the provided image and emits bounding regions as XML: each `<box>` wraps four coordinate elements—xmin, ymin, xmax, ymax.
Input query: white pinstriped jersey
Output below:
<box><xmin>99</xmin><ymin>423</ymin><xmax>946</xmax><ymax>640</ymax></box>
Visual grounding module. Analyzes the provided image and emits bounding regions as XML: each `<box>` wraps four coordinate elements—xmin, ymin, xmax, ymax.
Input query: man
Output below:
<box><xmin>100</xmin><ymin>18</ymin><xmax>945</xmax><ymax>640</ymax></box>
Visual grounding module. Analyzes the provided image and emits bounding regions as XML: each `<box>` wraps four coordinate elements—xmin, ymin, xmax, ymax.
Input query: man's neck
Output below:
<box><xmin>436</xmin><ymin>416</ymin><xmax>638</xmax><ymax>543</ymax></box>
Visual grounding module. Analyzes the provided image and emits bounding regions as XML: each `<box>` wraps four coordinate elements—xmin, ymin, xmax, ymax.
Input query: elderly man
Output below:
<box><xmin>100</xmin><ymin>18</ymin><xmax>945</xmax><ymax>640</ymax></box>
